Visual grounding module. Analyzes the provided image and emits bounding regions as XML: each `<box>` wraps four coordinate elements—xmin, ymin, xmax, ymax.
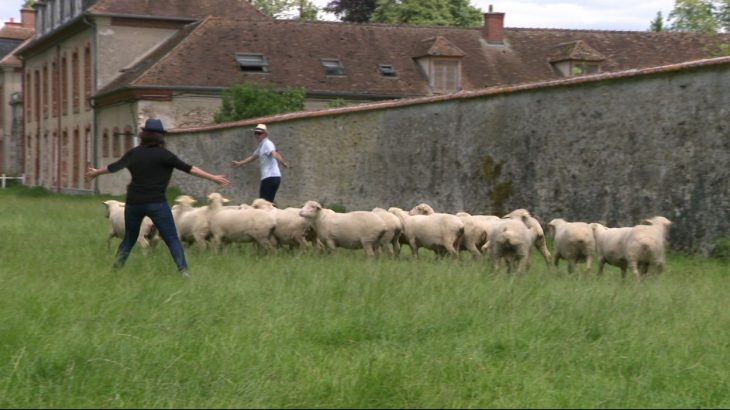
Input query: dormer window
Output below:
<box><xmin>321</xmin><ymin>58</ymin><xmax>345</xmax><ymax>76</ymax></box>
<box><xmin>235</xmin><ymin>53</ymin><xmax>269</xmax><ymax>73</ymax></box>
<box><xmin>431</xmin><ymin>59</ymin><xmax>461</xmax><ymax>93</ymax></box>
<box><xmin>548</xmin><ymin>40</ymin><xmax>605</xmax><ymax>78</ymax></box>
<box><xmin>415</xmin><ymin>36</ymin><xmax>464</xmax><ymax>94</ymax></box>
<box><xmin>379</xmin><ymin>64</ymin><xmax>397</xmax><ymax>77</ymax></box>
<box><xmin>571</xmin><ymin>62</ymin><xmax>600</xmax><ymax>76</ymax></box>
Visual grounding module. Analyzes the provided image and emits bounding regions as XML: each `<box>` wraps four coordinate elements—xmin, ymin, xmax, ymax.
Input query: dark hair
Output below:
<box><xmin>139</xmin><ymin>130</ymin><xmax>165</xmax><ymax>148</ymax></box>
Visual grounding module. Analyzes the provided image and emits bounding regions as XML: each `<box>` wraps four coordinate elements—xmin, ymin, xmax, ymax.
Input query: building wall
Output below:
<box><xmin>22</xmin><ymin>28</ymin><xmax>95</xmax><ymax>192</ymax></box>
<box><xmin>22</xmin><ymin>15</ymin><xmax>184</xmax><ymax>193</ymax></box>
<box><xmin>164</xmin><ymin>62</ymin><xmax>730</xmax><ymax>254</ymax></box>
<box><xmin>1</xmin><ymin>66</ymin><xmax>24</xmax><ymax>174</ymax></box>
<box><xmin>94</xmin><ymin>17</ymin><xmax>180</xmax><ymax>90</ymax></box>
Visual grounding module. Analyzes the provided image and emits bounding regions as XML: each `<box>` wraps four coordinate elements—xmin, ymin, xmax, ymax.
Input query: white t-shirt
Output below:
<box><xmin>253</xmin><ymin>137</ymin><xmax>281</xmax><ymax>180</ymax></box>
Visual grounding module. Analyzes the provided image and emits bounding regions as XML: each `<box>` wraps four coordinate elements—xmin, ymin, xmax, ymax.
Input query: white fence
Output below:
<box><xmin>0</xmin><ymin>174</ymin><xmax>25</xmax><ymax>189</ymax></box>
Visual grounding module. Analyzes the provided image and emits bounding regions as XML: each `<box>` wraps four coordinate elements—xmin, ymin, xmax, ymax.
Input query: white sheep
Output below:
<box><xmin>501</xmin><ymin>208</ymin><xmax>552</xmax><ymax>267</ymax></box>
<box><xmin>388</xmin><ymin>207</ymin><xmax>464</xmax><ymax>259</ymax></box>
<box><xmin>624</xmin><ymin>216</ymin><xmax>672</xmax><ymax>281</ymax></box>
<box><xmin>102</xmin><ymin>200</ymin><xmax>157</xmax><ymax>251</ymax></box>
<box><xmin>481</xmin><ymin>215</ymin><xmax>535</xmax><ymax>272</ymax></box>
<box><xmin>372</xmin><ymin>207</ymin><xmax>403</xmax><ymax>257</ymax></box>
<box><xmin>547</xmin><ymin>218</ymin><xmax>596</xmax><ymax>274</ymax></box>
<box><xmin>456</xmin><ymin>212</ymin><xmax>500</xmax><ymax>259</ymax></box>
<box><xmin>208</xmin><ymin>193</ymin><xmax>277</xmax><ymax>251</ymax></box>
<box><xmin>299</xmin><ymin>201</ymin><xmax>387</xmax><ymax>257</ymax></box>
<box><xmin>409</xmin><ymin>203</ymin><xmax>435</xmax><ymax>216</ymax></box>
<box><xmin>590</xmin><ymin>223</ymin><xmax>633</xmax><ymax>276</ymax></box>
<box><xmin>252</xmin><ymin>198</ymin><xmax>313</xmax><ymax>249</ymax></box>
<box><xmin>172</xmin><ymin>195</ymin><xmax>218</xmax><ymax>249</ymax></box>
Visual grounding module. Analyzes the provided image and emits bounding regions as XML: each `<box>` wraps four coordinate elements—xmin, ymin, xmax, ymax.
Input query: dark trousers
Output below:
<box><xmin>259</xmin><ymin>176</ymin><xmax>281</xmax><ymax>203</ymax></box>
<box><xmin>115</xmin><ymin>201</ymin><xmax>188</xmax><ymax>272</ymax></box>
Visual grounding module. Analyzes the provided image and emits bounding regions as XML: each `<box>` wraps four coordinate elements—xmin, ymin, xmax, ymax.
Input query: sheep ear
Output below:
<box><xmin>641</xmin><ymin>219</ymin><xmax>652</xmax><ymax>225</ymax></box>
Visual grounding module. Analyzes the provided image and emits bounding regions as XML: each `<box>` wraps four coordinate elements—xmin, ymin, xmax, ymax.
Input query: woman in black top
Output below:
<box><xmin>85</xmin><ymin>119</ymin><xmax>230</xmax><ymax>276</ymax></box>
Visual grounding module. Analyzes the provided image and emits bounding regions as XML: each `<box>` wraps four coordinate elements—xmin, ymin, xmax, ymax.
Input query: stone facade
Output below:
<box><xmin>165</xmin><ymin>59</ymin><xmax>730</xmax><ymax>255</ymax></box>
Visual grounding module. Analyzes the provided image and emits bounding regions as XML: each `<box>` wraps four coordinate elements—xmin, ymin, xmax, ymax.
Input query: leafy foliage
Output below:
<box><xmin>667</xmin><ymin>0</ymin><xmax>721</xmax><ymax>32</ymax></box>
<box><xmin>250</xmin><ymin>0</ymin><xmax>319</xmax><ymax>20</ymax></box>
<box><xmin>326</xmin><ymin>98</ymin><xmax>348</xmax><ymax>108</ymax></box>
<box><xmin>324</xmin><ymin>0</ymin><xmax>378</xmax><ymax>23</ymax></box>
<box><xmin>650</xmin><ymin>11</ymin><xmax>665</xmax><ymax>31</ymax></box>
<box><xmin>371</xmin><ymin>0</ymin><xmax>483</xmax><ymax>27</ymax></box>
<box><xmin>214</xmin><ymin>82</ymin><xmax>306</xmax><ymax>123</ymax></box>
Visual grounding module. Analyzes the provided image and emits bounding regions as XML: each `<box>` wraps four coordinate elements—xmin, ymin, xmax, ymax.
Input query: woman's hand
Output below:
<box><xmin>85</xmin><ymin>165</ymin><xmax>106</xmax><ymax>181</ymax></box>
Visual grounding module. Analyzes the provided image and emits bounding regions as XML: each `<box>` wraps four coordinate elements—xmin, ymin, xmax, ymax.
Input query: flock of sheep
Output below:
<box><xmin>102</xmin><ymin>193</ymin><xmax>673</xmax><ymax>281</ymax></box>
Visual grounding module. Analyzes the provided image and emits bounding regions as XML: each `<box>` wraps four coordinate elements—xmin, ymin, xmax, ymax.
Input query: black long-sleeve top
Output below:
<box><xmin>107</xmin><ymin>145</ymin><xmax>192</xmax><ymax>204</ymax></box>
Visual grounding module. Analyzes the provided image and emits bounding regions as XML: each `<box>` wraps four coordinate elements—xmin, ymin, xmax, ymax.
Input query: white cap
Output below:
<box><xmin>254</xmin><ymin>124</ymin><xmax>267</xmax><ymax>133</ymax></box>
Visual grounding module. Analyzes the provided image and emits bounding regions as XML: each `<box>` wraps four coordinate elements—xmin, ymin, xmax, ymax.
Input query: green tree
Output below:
<box><xmin>214</xmin><ymin>83</ymin><xmax>306</xmax><ymax>123</ymax></box>
<box><xmin>250</xmin><ymin>0</ymin><xmax>319</xmax><ymax>20</ymax></box>
<box><xmin>650</xmin><ymin>11</ymin><xmax>665</xmax><ymax>31</ymax></box>
<box><xmin>371</xmin><ymin>0</ymin><xmax>483</xmax><ymax>27</ymax></box>
<box><xmin>23</xmin><ymin>0</ymin><xmax>35</xmax><ymax>7</ymax></box>
<box><xmin>667</xmin><ymin>0</ymin><xmax>720</xmax><ymax>32</ymax></box>
<box><xmin>718</xmin><ymin>0</ymin><xmax>730</xmax><ymax>30</ymax></box>
<box><xmin>324</xmin><ymin>0</ymin><xmax>378</xmax><ymax>23</ymax></box>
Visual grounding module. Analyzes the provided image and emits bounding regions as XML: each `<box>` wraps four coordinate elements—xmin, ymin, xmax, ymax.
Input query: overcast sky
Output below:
<box><xmin>0</xmin><ymin>1</ymin><xmax>678</xmax><ymax>32</ymax></box>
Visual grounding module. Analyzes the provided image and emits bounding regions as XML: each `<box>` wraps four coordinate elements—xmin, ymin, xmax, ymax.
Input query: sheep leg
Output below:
<box><xmin>585</xmin><ymin>254</ymin><xmax>593</xmax><ymax>274</ymax></box>
<box><xmin>535</xmin><ymin>236</ymin><xmax>552</xmax><ymax>265</ymax></box>
<box><xmin>408</xmin><ymin>239</ymin><xmax>419</xmax><ymax>258</ymax></box>
<box><xmin>629</xmin><ymin>260</ymin><xmax>642</xmax><ymax>282</ymax></box>
<box><xmin>516</xmin><ymin>254</ymin><xmax>529</xmax><ymax>273</ymax></box>
<box><xmin>445</xmin><ymin>242</ymin><xmax>460</xmax><ymax>259</ymax></box>
<box><xmin>363</xmin><ymin>243</ymin><xmax>376</xmax><ymax>258</ymax></box>
<box><xmin>567</xmin><ymin>259</ymin><xmax>576</xmax><ymax>274</ymax></box>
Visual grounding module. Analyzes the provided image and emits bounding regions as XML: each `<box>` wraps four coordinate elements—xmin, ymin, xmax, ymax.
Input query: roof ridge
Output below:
<box><xmin>171</xmin><ymin>55</ymin><xmax>730</xmax><ymax>135</ymax></box>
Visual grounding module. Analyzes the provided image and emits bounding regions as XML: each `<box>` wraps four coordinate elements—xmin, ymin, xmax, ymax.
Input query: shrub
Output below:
<box><xmin>214</xmin><ymin>82</ymin><xmax>306</xmax><ymax>123</ymax></box>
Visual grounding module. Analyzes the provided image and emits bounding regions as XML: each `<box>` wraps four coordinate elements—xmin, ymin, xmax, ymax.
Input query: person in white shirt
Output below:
<box><xmin>231</xmin><ymin>123</ymin><xmax>289</xmax><ymax>203</ymax></box>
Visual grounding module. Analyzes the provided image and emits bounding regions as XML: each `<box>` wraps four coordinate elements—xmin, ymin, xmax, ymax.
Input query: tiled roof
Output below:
<box><xmin>0</xmin><ymin>39</ymin><xmax>22</xmax><ymax>61</ymax></box>
<box><xmin>0</xmin><ymin>37</ymin><xmax>33</xmax><ymax>66</ymax></box>
<box><xmin>548</xmin><ymin>40</ymin><xmax>606</xmax><ymax>62</ymax></box>
<box><xmin>172</xmin><ymin>55</ymin><xmax>730</xmax><ymax>134</ymax></box>
<box><xmin>419</xmin><ymin>36</ymin><xmax>466</xmax><ymax>57</ymax></box>
<box><xmin>95</xmin><ymin>18</ymin><xmax>730</xmax><ymax>100</ymax></box>
<box><xmin>87</xmin><ymin>0</ymin><xmax>268</xmax><ymax>19</ymax></box>
<box><xmin>0</xmin><ymin>23</ymin><xmax>34</xmax><ymax>41</ymax></box>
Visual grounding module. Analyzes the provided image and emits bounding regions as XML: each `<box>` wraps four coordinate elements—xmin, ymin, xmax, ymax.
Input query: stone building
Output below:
<box><xmin>12</xmin><ymin>0</ymin><xmax>730</xmax><ymax>195</ymax></box>
<box><xmin>0</xmin><ymin>8</ymin><xmax>34</xmax><ymax>175</ymax></box>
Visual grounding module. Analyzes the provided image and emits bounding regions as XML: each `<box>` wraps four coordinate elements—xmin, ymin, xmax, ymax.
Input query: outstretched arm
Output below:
<box><xmin>190</xmin><ymin>166</ymin><xmax>231</xmax><ymax>187</ymax></box>
<box><xmin>85</xmin><ymin>165</ymin><xmax>109</xmax><ymax>181</ymax></box>
<box><xmin>231</xmin><ymin>155</ymin><xmax>256</xmax><ymax>169</ymax></box>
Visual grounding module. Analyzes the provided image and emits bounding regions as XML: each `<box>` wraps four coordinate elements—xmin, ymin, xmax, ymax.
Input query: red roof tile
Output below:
<box><xmin>96</xmin><ymin>18</ymin><xmax>730</xmax><ymax>100</ymax></box>
<box><xmin>87</xmin><ymin>0</ymin><xmax>268</xmax><ymax>19</ymax></box>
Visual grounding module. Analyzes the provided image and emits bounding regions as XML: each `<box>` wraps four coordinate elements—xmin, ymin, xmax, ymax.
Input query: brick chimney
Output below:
<box><xmin>20</xmin><ymin>7</ymin><xmax>36</xmax><ymax>29</ymax></box>
<box><xmin>483</xmin><ymin>4</ymin><xmax>505</xmax><ymax>45</ymax></box>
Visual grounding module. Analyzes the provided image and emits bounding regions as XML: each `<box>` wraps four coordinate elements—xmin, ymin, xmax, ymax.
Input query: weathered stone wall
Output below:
<box><xmin>167</xmin><ymin>61</ymin><xmax>730</xmax><ymax>254</ymax></box>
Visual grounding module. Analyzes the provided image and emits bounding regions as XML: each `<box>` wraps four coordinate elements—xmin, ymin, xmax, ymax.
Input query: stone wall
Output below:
<box><xmin>167</xmin><ymin>59</ymin><xmax>730</xmax><ymax>254</ymax></box>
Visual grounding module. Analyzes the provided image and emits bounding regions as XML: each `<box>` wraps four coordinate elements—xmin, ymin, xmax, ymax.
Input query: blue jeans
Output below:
<box><xmin>115</xmin><ymin>201</ymin><xmax>188</xmax><ymax>272</ymax></box>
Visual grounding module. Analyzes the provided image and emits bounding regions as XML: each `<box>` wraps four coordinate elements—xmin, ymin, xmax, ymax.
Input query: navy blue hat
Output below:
<box><xmin>141</xmin><ymin>118</ymin><xmax>167</xmax><ymax>134</ymax></box>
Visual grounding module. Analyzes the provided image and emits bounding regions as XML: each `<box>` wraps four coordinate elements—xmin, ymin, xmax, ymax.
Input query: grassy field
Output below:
<box><xmin>1</xmin><ymin>186</ymin><xmax>729</xmax><ymax>408</ymax></box>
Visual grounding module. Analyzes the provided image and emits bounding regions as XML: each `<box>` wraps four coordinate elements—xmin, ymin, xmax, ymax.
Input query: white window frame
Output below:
<box><xmin>234</xmin><ymin>53</ymin><xmax>269</xmax><ymax>73</ymax></box>
<box><xmin>378</xmin><ymin>64</ymin><xmax>397</xmax><ymax>77</ymax></box>
<box><xmin>321</xmin><ymin>58</ymin><xmax>345</xmax><ymax>76</ymax></box>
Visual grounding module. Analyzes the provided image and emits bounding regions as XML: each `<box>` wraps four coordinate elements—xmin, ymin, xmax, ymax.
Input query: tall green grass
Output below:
<box><xmin>1</xmin><ymin>187</ymin><xmax>729</xmax><ymax>408</ymax></box>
